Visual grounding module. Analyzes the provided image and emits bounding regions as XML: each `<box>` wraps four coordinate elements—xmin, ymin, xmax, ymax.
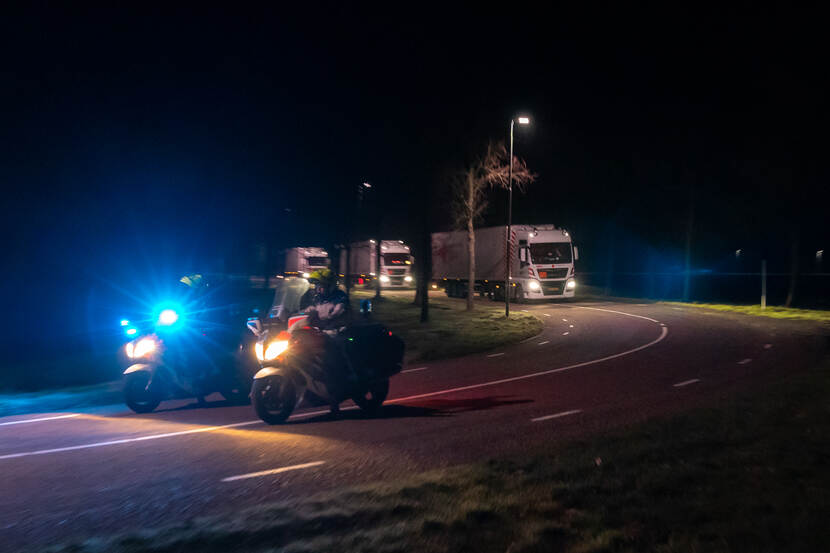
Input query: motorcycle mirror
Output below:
<box><xmin>360</xmin><ymin>299</ymin><xmax>372</xmax><ymax>317</ymax></box>
<box><xmin>246</xmin><ymin>317</ymin><xmax>263</xmax><ymax>337</ymax></box>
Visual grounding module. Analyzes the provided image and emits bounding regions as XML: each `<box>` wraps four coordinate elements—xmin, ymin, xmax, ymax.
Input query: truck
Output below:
<box><xmin>284</xmin><ymin>247</ymin><xmax>330</xmax><ymax>278</ymax></box>
<box><xmin>431</xmin><ymin>224</ymin><xmax>578</xmax><ymax>300</ymax></box>
<box><xmin>339</xmin><ymin>240</ymin><xmax>415</xmax><ymax>288</ymax></box>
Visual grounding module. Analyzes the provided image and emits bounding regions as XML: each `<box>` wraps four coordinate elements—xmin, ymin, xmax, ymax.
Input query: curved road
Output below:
<box><xmin>0</xmin><ymin>301</ymin><xmax>825</xmax><ymax>550</ymax></box>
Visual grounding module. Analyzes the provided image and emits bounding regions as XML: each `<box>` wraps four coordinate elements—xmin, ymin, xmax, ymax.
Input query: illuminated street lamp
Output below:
<box><xmin>505</xmin><ymin>115</ymin><xmax>530</xmax><ymax>318</ymax></box>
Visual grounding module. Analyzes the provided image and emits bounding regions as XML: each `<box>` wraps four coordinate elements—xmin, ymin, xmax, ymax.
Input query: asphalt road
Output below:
<box><xmin>0</xmin><ymin>300</ymin><xmax>826</xmax><ymax>551</ymax></box>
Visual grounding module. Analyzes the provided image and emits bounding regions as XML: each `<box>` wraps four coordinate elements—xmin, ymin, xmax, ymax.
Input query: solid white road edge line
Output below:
<box><xmin>401</xmin><ymin>367</ymin><xmax>429</xmax><ymax>373</ymax></box>
<box><xmin>531</xmin><ymin>409</ymin><xmax>582</xmax><ymax>422</ymax></box>
<box><xmin>537</xmin><ymin>340</ymin><xmax>550</xmax><ymax>345</ymax></box>
<box><xmin>0</xmin><ymin>406</ymin><xmax>355</xmax><ymax>461</ymax></box>
<box><xmin>221</xmin><ymin>461</ymin><xmax>326</xmax><ymax>482</ymax></box>
<box><xmin>487</xmin><ymin>353</ymin><xmax>505</xmax><ymax>358</ymax></box>
<box><xmin>673</xmin><ymin>379</ymin><xmax>699</xmax><ymax>388</ymax></box>
<box><xmin>0</xmin><ymin>414</ymin><xmax>81</xmax><ymax>427</ymax></box>
<box><xmin>388</xmin><ymin>326</ymin><xmax>669</xmax><ymax>404</ymax></box>
<box><xmin>571</xmin><ymin>305</ymin><xmax>660</xmax><ymax>323</ymax></box>
<box><xmin>0</xmin><ymin>420</ymin><xmax>261</xmax><ymax>460</ymax></box>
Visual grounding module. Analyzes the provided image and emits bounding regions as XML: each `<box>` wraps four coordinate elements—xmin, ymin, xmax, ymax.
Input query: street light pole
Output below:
<box><xmin>504</xmin><ymin>116</ymin><xmax>529</xmax><ymax>318</ymax></box>
<box><xmin>505</xmin><ymin>119</ymin><xmax>514</xmax><ymax>318</ymax></box>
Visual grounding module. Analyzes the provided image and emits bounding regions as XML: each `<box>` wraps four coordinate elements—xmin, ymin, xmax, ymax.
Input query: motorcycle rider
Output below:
<box><xmin>305</xmin><ymin>269</ymin><xmax>349</xmax><ymax>334</ymax></box>
<box><xmin>303</xmin><ymin>269</ymin><xmax>355</xmax><ymax>411</ymax></box>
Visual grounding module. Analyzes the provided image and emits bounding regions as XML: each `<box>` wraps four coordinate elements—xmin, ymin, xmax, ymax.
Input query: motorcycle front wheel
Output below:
<box><xmin>252</xmin><ymin>375</ymin><xmax>296</xmax><ymax>424</ymax></box>
<box><xmin>124</xmin><ymin>372</ymin><xmax>161</xmax><ymax>413</ymax></box>
<box><xmin>352</xmin><ymin>378</ymin><xmax>389</xmax><ymax>414</ymax></box>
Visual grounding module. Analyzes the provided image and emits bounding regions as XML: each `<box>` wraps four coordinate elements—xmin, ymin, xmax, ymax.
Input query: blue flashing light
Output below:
<box><xmin>157</xmin><ymin>309</ymin><xmax>179</xmax><ymax>326</ymax></box>
<box><xmin>125</xmin><ymin>327</ymin><xmax>138</xmax><ymax>336</ymax></box>
<box><xmin>120</xmin><ymin>319</ymin><xmax>130</xmax><ymax>327</ymax></box>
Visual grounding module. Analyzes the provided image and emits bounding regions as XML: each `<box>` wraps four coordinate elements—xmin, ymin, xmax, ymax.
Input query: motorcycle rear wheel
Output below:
<box><xmin>124</xmin><ymin>372</ymin><xmax>161</xmax><ymax>413</ymax></box>
<box><xmin>352</xmin><ymin>378</ymin><xmax>389</xmax><ymax>414</ymax></box>
<box><xmin>252</xmin><ymin>375</ymin><xmax>296</xmax><ymax>424</ymax></box>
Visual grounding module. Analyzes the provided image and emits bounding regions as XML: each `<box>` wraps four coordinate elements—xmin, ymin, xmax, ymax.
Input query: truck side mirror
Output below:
<box><xmin>573</xmin><ymin>246</ymin><xmax>579</xmax><ymax>261</ymax></box>
<box><xmin>519</xmin><ymin>248</ymin><xmax>528</xmax><ymax>265</ymax></box>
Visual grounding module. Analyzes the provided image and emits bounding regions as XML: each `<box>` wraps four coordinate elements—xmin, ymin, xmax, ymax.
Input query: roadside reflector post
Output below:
<box><xmin>761</xmin><ymin>259</ymin><xmax>767</xmax><ymax>310</ymax></box>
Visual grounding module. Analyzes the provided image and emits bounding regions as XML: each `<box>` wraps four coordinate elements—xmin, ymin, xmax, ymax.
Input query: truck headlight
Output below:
<box><xmin>380</xmin><ymin>275</ymin><xmax>390</xmax><ymax>283</ymax></box>
<box><xmin>126</xmin><ymin>337</ymin><xmax>157</xmax><ymax>359</ymax></box>
<box><xmin>528</xmin><ymin>280</ymin><xmax>541</xmax><ymax>291</ymax></box>
<box><xmin>566</xmin><ymin>279</ymin><xmax>576</xmax><ymax>289</ymax></box>
<box><xmin>404</xmin><ymin>276</ymin><xmax>413</xmax><ymax>282</ymax></box>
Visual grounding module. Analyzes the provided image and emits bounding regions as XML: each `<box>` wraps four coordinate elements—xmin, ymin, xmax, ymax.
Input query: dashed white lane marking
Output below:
<box><xmin>738</xmin><ymin>358</ymin><xmax>753</xmax><ymax>365</ymax></box>
<box><xmin>221</xmin><ymin>461</ymin><xmax>326</xmax><ymax>482</ymax></box>
<box><xmin>0</xmin><ymin>414</ymin><xmax>81</xmax><ymax>427</ymax></box>
<box><xmin>562</xmin><ymin>318</ymin><xmax>568</xmax><ymax>322</ymax></box>
<box><xmin>763</xmin><ymin>344</ymin><xmax>773</xmax><ymax>349</ymax></box>
<box><xmin>537</xmin><ymin>340</ymin><xmax>550</xmax><ymax>345</ymax></box>
<box><xmin>569</xmin><ymin>324</ymin><xmax>574</xmax><ymax>328</ymax></box>
<box><xmin>673</xmin><ymin>379</ymin><xmax>700</xmax><ymax>388</ymax></box>
<box><xmin>562</xmin><ymin>331</ymin><xmax>570</xmax><ymax>335</ymax></box>
<box><xmin>532</xmin><ymin>409</ymin><xmax>582</xmax><ymax>422</ymax></box>
<box><xmin>401</xmin><ymin>367</ymin><xmax>429</xmax><ymax>373</ymax></box>
<box><xmin>388</xmin><ymin>326</ymin><xmax>669</xmax><ymax>405</ymax></box>
<box><xmin>487</xmin><ymin>353</ymin><xmax>505</xmax><ymax>358</ymax></box>
<box><xmin>543</xmin><ymin>313</ymin><xmax>551</xmax><ymax>317</ymax></box>
<box><xmin>571</xmin><ymin>305</ymin><xmax>660</xmax><ymax>323</ymax></box>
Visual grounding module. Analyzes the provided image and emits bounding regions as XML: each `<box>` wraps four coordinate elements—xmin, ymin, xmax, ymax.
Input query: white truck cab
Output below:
<box><xmin>514</xmin><ymin>226</ymin><xmax>577</xmax><ymax>299</ymax></box>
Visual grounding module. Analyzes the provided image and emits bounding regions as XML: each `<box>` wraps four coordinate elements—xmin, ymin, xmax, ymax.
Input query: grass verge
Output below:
<box><xmin>47</xmin><ymin>357</ymin><xmax>830</xmax><ymax>553</ymax></box>
<box><xmin>665</xmin><ymin>301</ymin><xmax>830</xmax><ymax>323</ymax></box>
<box><xmin>353</xmin><ymin>291</ymin><xmax>544</xmax><ymax>363</ymax></box>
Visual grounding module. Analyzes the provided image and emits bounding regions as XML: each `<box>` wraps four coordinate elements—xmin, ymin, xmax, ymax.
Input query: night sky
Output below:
<box><xmin>2</xmin><ymin>5</ymin><xmax>827</xmax><ymax>373</ymax></box>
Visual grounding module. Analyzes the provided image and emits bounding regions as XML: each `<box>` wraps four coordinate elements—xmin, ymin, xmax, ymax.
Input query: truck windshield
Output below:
<box><xmin>307</xmin><ymin>256</ymin><xmax>329</xmax><ymax>267</ymax></box>
<box><xmin>383</xmin><ymin>253</ymin><xmax>411</xmax><ymax>265</ymax></box>
<box><xmin>529</xmin><ymin>242</ymin><xmax>572</xmax><ymax>264</ymax></box>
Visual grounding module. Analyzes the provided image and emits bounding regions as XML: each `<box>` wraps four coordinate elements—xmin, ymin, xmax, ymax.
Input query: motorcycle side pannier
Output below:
<box><xmin>342</xmin><ymin>323</ymin><xmax>405</xmax><ymax>378</ymax></box>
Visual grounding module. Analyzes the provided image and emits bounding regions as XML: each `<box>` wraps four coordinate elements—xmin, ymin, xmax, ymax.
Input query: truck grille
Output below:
<box><xmin>387</xmin><ymin>268</ymin><xmax>406</xmax><ymax>275</ymax></box>
<box><xmin>537</xmin><ymin>268</ymin><xmax>568</xmax><ymax>279</ymax></box>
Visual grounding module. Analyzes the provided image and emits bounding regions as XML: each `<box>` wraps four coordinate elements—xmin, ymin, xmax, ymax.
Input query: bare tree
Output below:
<box><xmin>451</xmin><ymin>142</ymin><xmax>536</xmax><ymax>310</ymax></box>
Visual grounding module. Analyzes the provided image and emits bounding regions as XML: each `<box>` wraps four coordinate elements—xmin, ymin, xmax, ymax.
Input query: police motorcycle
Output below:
<box><xmin>246</xmin><ymin>277</ymin><xmax>405</xmax><ymax>424</ymax></box>
<box><xmin>120</xmin><ymin>274</ymin><xmax>270</xmax><ymax>413</ymax></box>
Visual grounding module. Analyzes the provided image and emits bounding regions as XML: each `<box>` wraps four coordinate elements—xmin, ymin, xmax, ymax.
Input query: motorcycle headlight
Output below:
<box><xmin>263</xmin><ymin>340</ymin><xmax>289</xmax><ymax>361</ymax></box>
<box><xmin>126</xmin><ymin>337</ymin><xmax>157</xmax><ymax>359</ymax></box>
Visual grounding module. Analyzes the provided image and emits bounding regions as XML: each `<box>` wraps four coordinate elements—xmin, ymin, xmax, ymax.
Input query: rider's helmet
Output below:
<box><xmin>308</xmin><ymin>268</ymin><xmax>336</xmax><ymax>295</ymax></box>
